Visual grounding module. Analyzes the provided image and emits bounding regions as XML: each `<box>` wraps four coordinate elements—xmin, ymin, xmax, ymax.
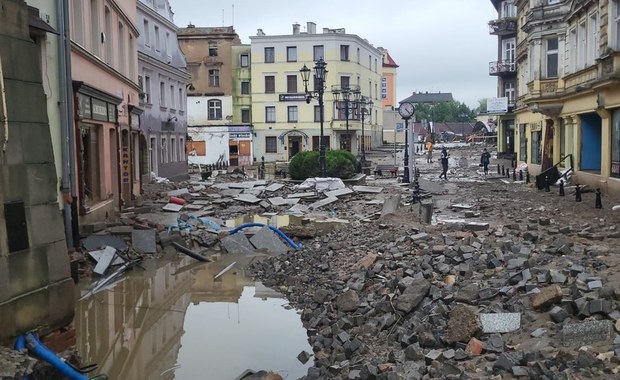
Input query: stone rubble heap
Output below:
<box><xmin>250</xmin><ymin>208</ymin><xmax>620</xmax><ymax>379</ymax></box>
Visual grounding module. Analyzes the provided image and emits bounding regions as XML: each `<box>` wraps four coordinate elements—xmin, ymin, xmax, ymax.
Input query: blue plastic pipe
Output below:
<box><xmin>228</xmin><ymin>223</ymin><xmax>302</xmax><ymax>249</ymax></box>
<box><xmin>23</xmin><ymin>332</ymin><xmax>88</xmax><ymax>380</ymax></box>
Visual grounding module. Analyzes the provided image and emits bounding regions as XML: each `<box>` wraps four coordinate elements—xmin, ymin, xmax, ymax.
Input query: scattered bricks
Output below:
<box><xmin>425</xmin><ymin>349</ymin><xmax>443</xmax><ymax>364</ymax></box>
<box><xmin>531</xmin><ymin>284</ymin><xmax>563</xmax><ymax>309</ymax></box>
<box><xmin>485</xmin><ymin>334</ymin><xmax>505</xmax><ymax>353</ymax></box>
<box><xmin>588</xmin><ymin>280</ymin><xmax>603</xmax><ymax>290</ymax></box>
<box><xmin>549</xmin><ymin>306</ymin><xmax>569</xmax><ymax>323</ymax></box>
<box><xmin>512</xmin><ymin>366</ymin><xmax>528</xmax><ymax>377</ymax></box>
<box><xmin>562</xmin><ymin>320</ymin><xmax>613</xmax><ymax>347</ymax></box>
<box><xmin>466</xmin><ymin>338</ymin><xmax>483</xmax><ymax>356</ymax></box>
<box><xmin>297</xmin><ymin>350</ymin><xmax>311</xmax><ymax>364</ymax></box>
<box><xmin>549</xmin><ymin>270</ymin><xmax>567</xmax><ymax>284</ymax></box>
<box><xmin>493</xmin><ymin>351</ymin><xmax>524</xmax><ymax>373</ymax></box>
<box><xmin>530</xmin><ymin>328</ymin><xmax>547</xmax><ymax>338</ymax></box>
<box><xmin>589</xmin><ymin>299</ymin><xmax>612</xmax><ymax>315</ymax></box>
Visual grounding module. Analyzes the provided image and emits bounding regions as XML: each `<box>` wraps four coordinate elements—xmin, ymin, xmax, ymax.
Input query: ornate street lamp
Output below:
<box><xmin>359</xmin><ymin>96</ymin><xmax>373</xmax><ymax>166</ymax></box>
<box><xmin>300</xmin><ymin>58</ymin><xmax>328</xmax><ymax>177</ymax></box>
<box><xmin>332</xmin><ymin>84</ymin><xmax>360</xmax><ymax>152</ymax></box>
<box><xmin>398</xmin><ymin>102</ymin><xmax>415</xmax><ymax>183</ymax></box>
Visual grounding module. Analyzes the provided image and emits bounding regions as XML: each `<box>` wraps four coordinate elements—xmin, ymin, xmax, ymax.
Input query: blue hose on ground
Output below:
<box><xmin>23</xmin><ymin>332</ymin><xmax>89</xmax><ymax>380</ymax></box>
<box><xmin>229</xmin><ymin>223</ymin><xmax>302</xmax><ymax>249</ymax></box>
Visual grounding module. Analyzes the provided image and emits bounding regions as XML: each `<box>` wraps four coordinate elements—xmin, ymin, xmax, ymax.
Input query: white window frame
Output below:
<box><xmin>577</xmin><ymin>19</ymin><xmax>586</xmax><ymax>70</ymax></box>
<box><xmin>160</xmin><ymin>80</ymin><xmax>165</xmax><ymax>107</ymax></box>
<box><xmin>208</xmin><ymin>99</ymin><xmax>222</xmax><ymax>120</ymax></box>
<box><xmin>154</xmin><ymin>25</ymin><xmax>160</xmax><ymax>51</ymax></box>
<box><xmin>545</xmin><ymin>37</ymin><xmax>559</xmax><ymax>78</ymax></box>
<box><xmin>504</xmin><ymin>81</ymin><xmax>515</xmax><ymax>105</ymax></box>
<box><xmin>587</xmin><ymin>12</ymin><xmax>598</xmax><ymax>65</ymax></box>
<box><xmin>613</xmin><ymin>0</ymin><xmax>620</xmax><ymax>51</ymax></box>
<box><xmin>171</xmin><ymin>137</ymin><xmax>176</xmax><ymax>163</ymax></box>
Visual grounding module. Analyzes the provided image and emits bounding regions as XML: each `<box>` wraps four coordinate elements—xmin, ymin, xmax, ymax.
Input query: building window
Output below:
<box><xmin>171</xmin><ymin>137</ymin><xmax>176</xmax><ymax>162</ymax></box>
<box><xmin>314</xmin><ymin>105</ymin><xmax>321</xmax><ymax>122</ymax></box>
<box><xmin>287</xmin><ymin>46</ymin><xmax>297</xmax><ymax>62</ymax></box>
<box><xmin>613</xmin><ymin>1</ymin><xmax>620</xmax><ymax>50</ymax></box>
<box><xmin>577</xmin><ymin>20</ymin><xmax>586</xmax><ymax>70</ymax></box>
<box><xmin>313</xmin><ymin>45</ymin><xmax>324</xmax><ymax>61</ymax></box>
<box><xmin>340</xmin><ymin>76</ymin><xmax>350</xmax><ymax>89</ymax></box>
<box><xmin>160</xmin><ymin>81</ymin><xmax>165</xmax><ymax>106</ymax></box>
<box><xmin>209</xmin><ymin>69</ymin><xmax>220</xmax><ymax>87</ymax></box>
<box><xmin>241</xmin><ymin>81</ymin><xmax>250</xmax><ymax>94</ymax></box>
<box><xmin>73</xmin><ymin>0</ymin><xmax>84</xmax><ymax>45</ymax></box>
<box><xmin>144</xmin><ymin>75</ymin><xmax>151</xmax><ymax>103</ymax></box>
<box><xmin>504</xmin><ymin>81</ymin><xmax>515</xmax><ymax>106</ymax></box>
<box><xmin>287</xmin><ymin>106</ymin><xmax>298</xmax><ymax>122</ymax></box>
<box><xmin>265</xmin><ymin>136</ymin><xmax>277</xmax><ymax>153</ymax></box>
<box><xmin>178</xmin><ymin>88</ymin><xmax>183</xmax><ymax>110</ymax></box>
<box><xmin>105</xmin><ymin>7</ymin><xmax>113</xmax><ymax>64</ymax></box>
<box><xmin>209</xmin><ymin>41</ymin><xmax>217</xmax><ymax>56</ymax></box>
<box><xmin>164</xmin><ymin>32</ymin><xmax>170</xmax><ymax>56</ymax></box>
<box><xmin>118</xmin><ymin>22</ymin><xmax>125</xmax><ymax>74</ymax></box>
<box><xmin>169</xmin><ymin>85</ymin><xmax>175</xmax><ymax>109</ymax></box>
<box><xmin>208</xmin><ymin>99</ymin><xmax>222</xmax><ymax>120</ymax></box>
<box><xmin>569</xmin><ymin>27</ymin><xmax>577</xmax><ymax>72</ymax></box>
<box><xmin>241</xmin><ymin>109</ymin><xmax>251</xmax><ymax>123</ymax></box>
<box><xmin>90</xmin><ymin>0</ymin><xmax>100</xmax><ymax>56</ymax></box>
<box><xmin>612</xmin><ymin>109</ymin><xmax>620</xmax><ymax>178</ymax></box>
<box><xmin>154</xmin><ymin>25</ymin><xmax>160</xmax><ymax>51</ymax></box>
<box><xmin>587</xmin><ymin>12</ymin><xmax>598</xmax><ymax>65</ymax></box>
<box><xmin>129</xmin><ymin>35</ymin><xmax>136</xmax><ymax>80</ymax></box>
<box><xmin>531</xmin><ymin>129</ymin><xmax>542</xmax><ymax>164</ymax></box>
<box><xmin>143</xmin><ymin>19</ymin><xmax>149</xmax><ymax>46</ymax></box>
<box><xmin>265</xmin><ymin>106</ymin><xmax>276</xmax><ymax>123</ymax></box>
<box><xmin>287</xmin><ymin>75</ymin><xmax>297</xmax><ymax>93</ymax></box>
<box><xmin>340</xmin><ymin>45</ymin><xmax>349</xmax><ymax>61</ymax></box>
<box><xmin>357</xmin><ymin>47</ymin><xmax>360</xmax><ymax>63</ymax></box>
<box><xmin>312</xmin><ymin>136</ymin><xmax>330</xmax><ymax>151</ymax></box>
<box><xmin>502</xmin><ymin>1</ymin><xmax>516</xmax><ymax>18</ymax></box>
<box><xmin>265</xmin><ymin>47</ymin><xmax>275</xmax><ymax>63</ymax></box>
<box><xmin>265</xmin><ymin>76</ymin><xmax>275</xmax><ymax>93</ymax></box>
<box><xmin>240</xmin><ymin>54</ymin><xmax>249</xmax><ymax>67</ymax></box>
<box><xmin>545</xmin><ymin>38</ymin><xmax>558</xmax><ymax>78</ymax></box>
<box><xmin>161</xmin><ymin>136</ymin><xmax>167</xmax><ymax>163</ymax></box>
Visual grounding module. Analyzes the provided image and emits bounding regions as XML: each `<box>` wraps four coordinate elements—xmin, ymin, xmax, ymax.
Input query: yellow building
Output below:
<box><xmin>513</xmin><ymin>0</ymin><xmax>620</xmax><ymax>194</ymax></box>
<box><xmin>249</xmin><ymin>22</ymin><xmax>384</xmax><ymax>162</ymax></box>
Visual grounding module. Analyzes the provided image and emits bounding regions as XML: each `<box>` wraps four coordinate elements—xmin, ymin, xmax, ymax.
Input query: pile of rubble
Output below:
<box><xmin>249</xmin><ymin>197</ymin><xmax>620</xmax><ymax>379</ymax></box>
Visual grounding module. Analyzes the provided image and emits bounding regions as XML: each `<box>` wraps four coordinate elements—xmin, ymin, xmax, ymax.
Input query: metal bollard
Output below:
<box><xmin>526</xmin><ymin>171</ymin><xmax>530</xmax><ymax>184</ymax></box>
<box><xmin>497</xmin><ymin>164</ymin><xmax>501</xmax><ymax>174</ymax></box>
<box><xmin>506</xmin><ymin>170</ymin><xmax>510</xmax><ymax>179</ymax></box>
<box><xmin>501</xmin><ymin>165</ymin><xmax>505</xmax><ymax>176</ymax></box>
<box><xmin>595</xmin><ymin>188</ymin><xmax>602</xmax><ymax>209</ymax></box>
<box><xmin>575</xmin><ymin>184</ymin><xmax>582</xmax><ymax>202</ymax></box>
<box><xmin>559</xmin><ymin>180</ymin><xmax>565</xmax><ymax>196</ymax></box>
<box><xmin>512</xmin><ymin>169</ymin><xmax>516</xmax><ymax>181</ymax></box>
<box><xmin>519</xmin><ymin>170</ymin><xmax>523</xmax><ymax>181</ymax></box>
<box><xmin>544</xmin><ymin>175</ymin><xmax>550</xmax><ymax>192</ymax></box>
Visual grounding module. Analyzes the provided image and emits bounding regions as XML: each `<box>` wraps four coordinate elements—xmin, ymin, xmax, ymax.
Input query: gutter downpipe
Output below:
<box><xmin>58</xmin><ymin>0</ymin><xmax>77</xmax><ymax>247</ymax></box>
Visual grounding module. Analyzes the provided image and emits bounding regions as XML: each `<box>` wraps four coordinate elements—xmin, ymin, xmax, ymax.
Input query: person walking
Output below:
<box><xmin>426</xmin><ymin>140</ymin><xmax>433</xmax><ymax>163</ymax></box>
<box><xmin>439</xmin><ymin>147</ymin><xmax>449</xmax><ymax>180</ymax></box>
<box><xmin>480</xmin><ymin>148</ymin><xmax>491</xmax><ymax>175</ymax></box>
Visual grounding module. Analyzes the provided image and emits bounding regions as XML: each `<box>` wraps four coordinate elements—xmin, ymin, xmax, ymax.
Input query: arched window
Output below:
<box><xmin>208</xmin><ymin>99</ymin><xmax>222</xmax><ymax>120</ymax></box>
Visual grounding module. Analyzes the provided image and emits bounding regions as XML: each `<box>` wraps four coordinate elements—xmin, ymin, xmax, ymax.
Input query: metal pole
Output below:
<box><xmin>345</xmin><ymin>100</ymin><xmax>350</xmax><ymax>151</ymax></box>
<box><xmin>319</xmin><ymin>83</ymin><xmax>326</xmax><ymax>177</ymax></box>
<box><xmin>361</xmin><ymin>109</ymin><xmax>365</xmax><ymax>163</ymax></box>
<box><xmin>393</xmin><ymin>127</ymin><xmax>396</xmax><ymax>166</ymax></box>
<box><xmin>403</xmin><ymin>118</ymin><xmax>410</xmax><ymax>183</ymax></box>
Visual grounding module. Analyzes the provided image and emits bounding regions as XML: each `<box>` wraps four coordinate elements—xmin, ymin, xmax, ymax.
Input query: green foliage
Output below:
<box><xmin>326</xmin><ymin>150</ymin><xmax>356</xmax><ymax>179</ymax></box>
<box><xmin>412</xmin><ymin>100</ymin><xmax>477</xmax><ymax>123</ymax></box>
<box><xmin>288</xmin><ymin>150</ymin><xmax>319</xmax><ymax>180</ymax></box>
<box><xmin>288</xmin><ymin>149</ymin><xmax>356</xmax><ymax>180</ymax></box>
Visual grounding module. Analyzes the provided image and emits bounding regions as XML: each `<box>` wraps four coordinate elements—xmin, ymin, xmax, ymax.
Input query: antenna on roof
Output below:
<box><xmin>232</xmin><ymin>4</ymin><xmax>235</xmax><ymax>27</ymax></box>
<box><xmin>222</xmin><ymin>9</ymin><xmax>224</xmax><ymax>26</ymax></box>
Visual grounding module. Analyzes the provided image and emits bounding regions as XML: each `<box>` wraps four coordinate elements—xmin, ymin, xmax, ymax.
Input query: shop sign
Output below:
<box><xmin>92</xmin><ymin>99</ymin><xmax>108</xmax><ymax>121</ymax></box>
<box><xmin>121</xmin><ymin>146</ymin><xmax>130</xmax><ymax>183</ymax></box>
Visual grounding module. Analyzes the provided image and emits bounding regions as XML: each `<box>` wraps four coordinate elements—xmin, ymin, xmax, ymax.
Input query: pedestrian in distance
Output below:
<box><xmin>426</xmin><ymin>140</ymin><xmax>433</xmax><ymax>163</ymax></box>
<box><xmin>439</xmin><ymin>147</ymin><xmax>449</xmax><ymax>180</ymax></box>
<box><xmin>480</xmin><ymin>148</ymin><xmax>491</xmax><ymax>175</ymax></box>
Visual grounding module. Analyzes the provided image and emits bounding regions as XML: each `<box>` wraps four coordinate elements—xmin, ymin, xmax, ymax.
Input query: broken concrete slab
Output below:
<box><xmin>324</xmin><ymin>188</ymin><xmax>355</xmax><ymax>198</ymax></box>
<box><xmin>235</xmin><ymin>194</ymin><xmax>262</xmax><ymax>204</ymax></box>
<box><xmin>309</xmin><ymin>196</ymin><xmax>339</xmax><ymax>209</ymax></box>
<box><xmin>366</xmin><ymin>199</ymin><xmax>385</xmax><ymax>205</ymax></box>
<box><xmin>184</xmin><ymin>204</ymin><xmax>204</xmax><ymax>211</ymax></box>
<box><xmin>91</xmin><ymin>246</ymin><xmax>119</xmax><ymax>275</ymax></box>
<box><xmin>269</xmin><ymin>197</ymin><xmax>300</xmax><ymax>206</ymax></box>
<box><xmin>221</xmin><ymin>189</ymin><xmax>243</xmax><ymax>197</ymax></box>
<box><xmin>221</xmin><ymin>233</ymin><xmax>256</xmax><ymax>255</ymax></box>
<box><xmin>288</xmin><ymin>204</ymin><xmax>310</xmax><ymax>214</ymax></box>
<box><xmin>562</xmin><ymin>320</ymin><xmax>613</xmax><ymax>347</ymax></box>
<box><xmin>250</xmin><ymin>226</ymin><xmax>290</xmax><ymax>255</ymax></box>
<box><xmin>451</xmin><ymin>204</ymin><xmax>474</xmax><ymax>210</ymax></box>
<box><xmin>131</xmin><ymin>229</ymin><xmax>157</xmax><ymax>253</ymax></box>
<box><xmin>381</xmin><ymin>195</ymin><xmax>401</xmax><ymax>216</ymax></box>
<box><xmin>162</xmin><ymin>203</ymin><xmax>184</xmax><ymax>212</ymax></box>
<box><xmin>88</xmin><ymin>246</ymin><xmax>124</xmax><ymax>266</ymax></box>
<box><xmin>479</xmin><ymin>313</ymin><xmax>521</xmax><ymax>333</ymax></box>
<box><xmin>287</xmin><ymin>192</ymin><xmax>316</xmax><ymax>199</ymax></box>
<box><xmin>352</xmin><ymin>185</ymin><xmax>383</xmax><ymax>193</ymax></box>
<box><xmin>108</xmin><ymin>226</ymin><xmax>133</xmax><ymax>235</ymax></box>
<box><xmin>265</xmin><ymin>183</ymin><xmax>285</xmax><ymax>192</ymax></box>
<box><xmin>82</xmin><ymin>234</ymin><xmax>128</xmax><ymax>251</ymax></box>
<box><xmin>463</xmin><ymin>222</ymin><xmax>490</xmax><ymax>231</ymax></box>
<box><xmin>167</xmin><ymin>188</ymin><xmax>190</xmax><ymax>197</ymax></box>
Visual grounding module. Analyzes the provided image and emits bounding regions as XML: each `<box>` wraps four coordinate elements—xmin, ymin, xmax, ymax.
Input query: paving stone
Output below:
<box><xmin>381</xmin><ymin>195</ymin><xmax>401</xmax><ymax>216</ymax></box>
<box><xmin>82</xmin><ymin>234</ymin><xmax>128</xmax><ymax>251</ymax></box>
<box><xmin>562</xmin><ymin>320</ymin><xmax>613</xmax><ymax>347</ymax></box>
<box><xmin>131</xmin><ymin>229</ymin><xmax>156</xmax><ymax>253</ymax></box>
<box><xmin>288</xmin><ymin>192</ymin><xmax>316</xmax><ymax>198</ymax></box>
<box><xmin>235</xmin><ymin>194</ymin><xmax>262</xmax><ymax>204</ymax></box>
<box><xmin>549</xmin><ymin>306</ymin><xmax>569</xmax><ymax>323</ymax></box>
<box><xmin>480</xmin><ymin>313</ymin><xmax>521</xmax><ymax>333</ymax></box>
<box><xmin>265</xmin><ymin>183</ymin><xmax>284</xmax><ymax>192</ymax></box>
<box><xmin>167</xmin><ymin>188</ymin><xmax>189</xmax><ymax>196</ymax></box>
<box><xmin>531</xmin><ymin>284</ymin><xmax>563</xmax><ymax>309</ymax></box>
<box><xmin>221</xmin><ymin>232</ymin><xmax>256</xmax><ymax>255</ymax></box>
<box><xmin>162</xmin><ymin>203</ymin><xmax>184</xmax><ymax>212</ymax></box>
<box><xmin>309</xmin><ymin>196</ymin><xmax>339</xmax><ymax>209</ymax></box>
<box><xmin>249</xmin><ymin>226</ymin><xmax>290</xmax><ymax>255</ymax></box>
<box><xmin>324</xmin><ymin>188</ymin><xmax>355</xmax><ymax>198</ymax></box>
<box><xmin>352</xmin><ymin>185</ymin><xmax>383</xmax><ymax>193</ymax></box>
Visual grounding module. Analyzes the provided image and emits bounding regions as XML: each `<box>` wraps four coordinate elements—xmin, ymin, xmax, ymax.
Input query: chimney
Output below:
<box><xmin>187</xmin><ymin>22</ymin><xmax>195</xmax><ymax>28</ymax></box>
<box><xmin>256</xmin><ymin>28</ymin><xmax>265</xmax><ymax>36</ymax></box>
<box><xmin>293</xmin><ymin>23</ymin><xmax>300</xmax><ymax>35</ymax></box>
<box><xmin>307</xmin><ymin>22</ymin><xmax>316</xmax><ymax>34</ymax></box>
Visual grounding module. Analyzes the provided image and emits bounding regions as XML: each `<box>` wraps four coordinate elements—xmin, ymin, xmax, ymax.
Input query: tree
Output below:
<box><xmin>475</xmin><ymin>98</ymin><xmax>487</xmax><ymax>114</ymax></box>
<box><xmin>411</xmin><ymin>100</ymin><xmax>476</xmax><ymax>123</ymax></box>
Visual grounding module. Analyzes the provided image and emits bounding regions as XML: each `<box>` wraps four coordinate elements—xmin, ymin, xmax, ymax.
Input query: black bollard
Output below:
<box><xmin>512</xmin><ymin>169</ymin><xmax>517</xmax><ymax>181</ymax></box>
<box><xmin>559</xmin><ymin>180</ymin><xmax>565</xmax><ymax>196</ymax></box>
<box><xmin>575</xmin><ymin>184</ymin><xmax>582</xmax><ymax>202</ymax></box>
<box><xmin>497</xmin><ymin>164</ymin><xmax>501</xmax><ymax>174</ymax></box>
<box><xmin>595</xmin><ymin>188</ymin><xmax>602</xmax><ymax>209</ymax></box>
<box><xmin>506</xmin><ymin>170</ymin><xmax>510</xmax><ymax>179</ymax></box>
<box><xmin>501</xmin><ymin>165</ymin><xmax>505</xmax><ymax>176</ymax></box>
<box><xmin>544</xmin><ymin>175</ymin><xmax>550</xmax><ymax>192</ymax></box>
<box><xmin>526</xmin><ymin>171</ymin><xmax>530</xmax><ymax>184</ymax></box>
<box><xmin>519</xmin><ymin>170</ymin><xmax>524</xmax><ymax>181</ymax></box>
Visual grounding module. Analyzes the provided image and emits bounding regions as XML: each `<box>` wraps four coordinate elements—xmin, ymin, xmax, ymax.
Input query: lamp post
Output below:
<box><xmin>359</xmin><ymin>96</ymin><xmax>373</xmax><ymax>166</ymax></box>
<box><xmin>398</xmin><ymin>102</ymin><xmax>415</xmax><ymax>183</ymax></box>
<box><xmin>332</xmin><ymin>85</ymin><xmax>360</xmax><ymax>152</ymax></box>
<box><xmin>300</xmin><ymin>58</ymin><xmax>328</xmax><ymax>177</ymax></box>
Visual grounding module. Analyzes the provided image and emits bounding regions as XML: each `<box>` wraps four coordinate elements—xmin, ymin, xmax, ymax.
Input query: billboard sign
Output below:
<box><xmin>487</xmin><ymin>97</ymin><xmax>508</xmax><ymax>113</ymax></box>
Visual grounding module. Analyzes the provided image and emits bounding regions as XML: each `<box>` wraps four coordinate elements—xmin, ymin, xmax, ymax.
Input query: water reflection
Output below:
<box><xmin>75</xmin><ymin>256</ymin><xmax>311</xmax><ymax>380</ymax></box>
<box><xmin>223</xmin><ymin>214</ymin><xmax>305</xmax><ymax>229</ymax></box>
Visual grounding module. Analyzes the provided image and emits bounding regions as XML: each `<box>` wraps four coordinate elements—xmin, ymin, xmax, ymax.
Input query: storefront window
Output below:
<box><xmin>612</xmin><ymin>109</ymin><xmax>620</xmax><ymax>178</ymax></box>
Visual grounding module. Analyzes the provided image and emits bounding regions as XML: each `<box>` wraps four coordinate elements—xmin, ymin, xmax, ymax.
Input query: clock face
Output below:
<box><xmin>398</xmin><ymin>102</ymin><xmax>415</xmax><ymax>118</ymax></box>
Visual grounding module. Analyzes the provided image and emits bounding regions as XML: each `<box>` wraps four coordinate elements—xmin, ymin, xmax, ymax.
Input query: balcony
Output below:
<box><xmin>488</xmin><ymin>18</ymin><xmax>517</xmax><ymax>36</ymax></box>
<box><xmin>489</xmin><ymin>60</ymin><xmax>516</xmax><ymax>76</ymax></box>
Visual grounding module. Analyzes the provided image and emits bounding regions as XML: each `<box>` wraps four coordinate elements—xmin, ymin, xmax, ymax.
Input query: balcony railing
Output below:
<box><xmin>488</xmin><ymin>18</ymin><xmax>517</xmax><ymax>35</ymax></box>
<box><xmin>489</xmin><ymin>60</ymin><xmax>516</xmax><ymax>76</ymax></box>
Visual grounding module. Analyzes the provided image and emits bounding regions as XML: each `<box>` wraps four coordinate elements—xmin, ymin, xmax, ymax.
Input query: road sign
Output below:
<box><xmin>395</xmin><ymin>122</ymin><xmax>404</xmax><ymax>132</ymax></box>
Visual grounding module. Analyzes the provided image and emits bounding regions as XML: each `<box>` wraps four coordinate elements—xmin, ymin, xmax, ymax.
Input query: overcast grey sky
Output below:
<box><xmin>168</xmin><ymin>0</ymin><xmax>498</xmax><ymax>109</ymax></box>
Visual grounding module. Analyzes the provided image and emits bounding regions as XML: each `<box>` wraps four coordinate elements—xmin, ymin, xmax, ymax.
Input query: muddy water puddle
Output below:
<box><xmin>74</xmin><ymin>256</ymin><xmax>312</xmax><ymax>379</ymax></box>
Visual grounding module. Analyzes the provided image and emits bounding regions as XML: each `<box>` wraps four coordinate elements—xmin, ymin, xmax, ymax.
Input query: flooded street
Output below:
<box><xmin>74</xmin><ymin>255</ymin><xmax>312</xmax><ymax>380</ymax></box>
